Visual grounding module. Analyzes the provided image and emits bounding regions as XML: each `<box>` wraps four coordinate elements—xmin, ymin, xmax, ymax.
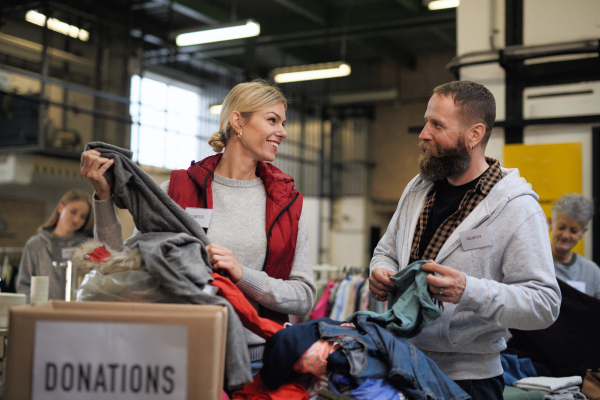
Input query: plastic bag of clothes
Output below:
<box><xmin>72</xmin><ymin>240</ymin><xmax>179</xmax><ymax>303</ymax></box>
<box><xmin>77</xmin><ymin>269</ymin><xmax>179</xmax><ymax>303</ymax></box>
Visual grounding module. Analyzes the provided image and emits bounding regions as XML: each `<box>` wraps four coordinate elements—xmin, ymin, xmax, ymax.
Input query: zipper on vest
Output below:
<box><xmin>261</xmin><ymin>191</ymin><xmax>300</xmax><ymax>271</ymax></box>
<box><xmin>201</xmin><ymin>171</ymin><xmax>212</xmax><ymax>207</ymax></box>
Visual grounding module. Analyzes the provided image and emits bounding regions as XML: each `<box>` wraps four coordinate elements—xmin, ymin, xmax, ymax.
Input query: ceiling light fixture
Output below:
<box><xmin>272</xmin><ymin>62</ymin><xmax>351</xmax><ymax>83</ymax></box>
<box><xmin>209</xmin><ymin>104</ymin><xmax>222</xmax><ymax>115</ymax></box>
<box><xmin>427</xmin><ymin>0</ymin><xmax>459</xmax><ymax>10</ymax></box>
<box><xmin>175</xmin><ymin>19</ymin><xmax>260</xmax><ymax>47</ymax></box>
<box><xmin>25</xmin><ymin>10</ymin><xmax>89</xmax><ymax>42</ymax></box>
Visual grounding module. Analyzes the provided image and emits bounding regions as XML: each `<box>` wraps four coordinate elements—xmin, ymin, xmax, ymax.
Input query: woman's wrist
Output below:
<box><xmin>94</xmin><ymin>189</ymin><xmax>111</xmax><ymax>201</ymax></box>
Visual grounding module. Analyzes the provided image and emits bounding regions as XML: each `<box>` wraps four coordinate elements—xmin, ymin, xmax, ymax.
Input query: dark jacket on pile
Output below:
<box><xmin>84</xmin><ymin>141</ymin><xmax>252</xmax><ymax>390</ymax></box>
<box><xmin>262</xmin><ymin>316</ymin><xmax>470</xmax><ymax>400</ymax></box>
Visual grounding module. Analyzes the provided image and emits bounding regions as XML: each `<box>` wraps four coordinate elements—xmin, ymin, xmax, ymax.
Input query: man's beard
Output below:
<box><xmin>418</xmin><ymin>138</ymin><xmax>472</xmax><ymax>182</ymax></box>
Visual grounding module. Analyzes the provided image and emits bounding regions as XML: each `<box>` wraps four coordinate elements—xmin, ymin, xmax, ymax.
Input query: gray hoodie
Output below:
<box><xmin>370</xmin><ymin>167</ymin><xmax>561</xmax><ymax>381</ymax></box>
<box><xmin>16</xmin><ymin>228</ymin><xmax>91</xmax><ymax>302</ymax></box>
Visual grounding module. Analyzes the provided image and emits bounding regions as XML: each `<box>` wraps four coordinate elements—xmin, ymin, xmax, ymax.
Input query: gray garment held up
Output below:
<box><xmin>84</xmin><ymin>141</ymin><xmax>252</xmax><ymax>390</ymax></box>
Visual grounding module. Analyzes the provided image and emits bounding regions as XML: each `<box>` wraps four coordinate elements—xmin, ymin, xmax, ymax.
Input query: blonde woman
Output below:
<box><xmin>80</xmin><ymin>79</ymin><xmax>316</xmax><ymax>374</ymax></box>
<box><xmin>17</xmin><ymin>189</ymin><xmax>94</xmax><ymax>302</ymax></box>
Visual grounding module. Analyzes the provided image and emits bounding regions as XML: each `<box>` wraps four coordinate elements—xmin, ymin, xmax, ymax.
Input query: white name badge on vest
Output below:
<box><xmin>459</xmin><ymin>227</ymin><xmax>493</xmax><ymax>251</ymax></box>
<box><xmin>31</xmin><ymin>321</ymin><xmax>188</xmax><ymax>400</ymax></box>
<box><xmin>61</xmin><ymin>247</ymin><xmax>77</xmax><ymax>260</ymax></box>
<box><xmin>185</xmin><ymin>208</ymin><xmax>213</xmax><ymax>229</ymax></box>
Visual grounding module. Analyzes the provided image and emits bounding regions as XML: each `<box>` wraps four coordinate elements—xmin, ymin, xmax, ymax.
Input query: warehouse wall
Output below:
<box><xmin>0</xmin><ymin>16</ymin><xmax>133</xmax><ymax>250</ymax></box>
<box><xmin>323</xmin><ymin>53</ymin><xmax>457</xmax><ymax>269</ymax></box>
<box><xmin>370</xmin><ymin>53</ymin><xmax>456</xmax><ymax>206</ymax></box>
<box><xmin>0</xmin><ymin>18</ymin><xmax>132</xmax><ymax>150</ymax></box>
<box><xmin>457</xmin><ymin>0</ymin><xmax>600</xmax><ymax>258</ymax></box>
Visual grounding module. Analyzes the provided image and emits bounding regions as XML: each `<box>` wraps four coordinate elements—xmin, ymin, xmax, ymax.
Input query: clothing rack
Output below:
<box><xmin>0</xmin><ymin>247</ymin><xmax>22</xmax><ymax>293</ymax></box>
<box><xmin>313</xmin><ymin>264</ymin><xmax>368</xmax><ymax>285</ymax></box>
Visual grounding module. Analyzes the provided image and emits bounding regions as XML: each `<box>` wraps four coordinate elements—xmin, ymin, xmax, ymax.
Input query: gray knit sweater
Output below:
<box><xmin>554</xmin><ymin>253</ymin><xmax>600</xmax><ymax>299</ymax></box>
<box><xmin>94</xmin><ymin>174</ymin><xmax>316</xmax><ymax>361</ymax></box>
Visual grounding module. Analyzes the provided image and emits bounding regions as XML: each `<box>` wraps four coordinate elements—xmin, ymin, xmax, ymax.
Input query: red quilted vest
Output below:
<box><xmin>168</xmin><ymin>154</ymin><xmax>303</xmax><ymax>325</ymax></box>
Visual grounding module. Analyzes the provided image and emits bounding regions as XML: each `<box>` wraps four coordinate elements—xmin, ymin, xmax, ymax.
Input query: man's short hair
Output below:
<box><xmin>433</xmin><ymin>81</ymin><xmax>496</xmax><ymax>146</ymax></box>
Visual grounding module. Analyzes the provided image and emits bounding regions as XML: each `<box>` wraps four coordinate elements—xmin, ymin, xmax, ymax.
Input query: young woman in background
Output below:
<box><xmin>16</xmin><ymin>189</ymin><xmax>94</xmax><ymax>302</ymax></box>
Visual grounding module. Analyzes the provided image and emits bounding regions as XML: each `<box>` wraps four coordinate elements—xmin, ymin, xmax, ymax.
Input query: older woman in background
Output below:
<box><xmin>549</xmin><ymin>193</ymin><xmax>600</xmax><ymax>299</ymax></box>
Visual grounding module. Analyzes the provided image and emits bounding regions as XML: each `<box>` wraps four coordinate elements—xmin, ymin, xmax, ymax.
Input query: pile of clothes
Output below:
<box><xmin>231</xmin><ymin>260</ymin><xmax>469</xmax><ymax>400</ymax></box>
<box><xmin>232</xmin><ymin>315</ymin><xmax>469</xmax><ymax>400</ymax></box>
<box><xmin>500</xmin><ymin>354</ymin><xmax>587</xmax><ymax>399</ymax></box>
<box><xmin>513</xmin><ymin>376</ymin><xmax>585</xmax><ymax>400</ymax></box>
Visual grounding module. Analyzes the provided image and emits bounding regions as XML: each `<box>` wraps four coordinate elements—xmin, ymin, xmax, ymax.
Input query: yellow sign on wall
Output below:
<box><xmin>504</xmin><ymin>142</ymin><xmax>583</xmax><ymax>255</ymax></box>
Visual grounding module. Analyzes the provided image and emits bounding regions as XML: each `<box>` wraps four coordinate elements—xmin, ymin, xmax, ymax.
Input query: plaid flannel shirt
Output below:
<box><xmin>410</xmin><ymin>157</ymin><xmax>503</xmax><ymax>263</ymax></box>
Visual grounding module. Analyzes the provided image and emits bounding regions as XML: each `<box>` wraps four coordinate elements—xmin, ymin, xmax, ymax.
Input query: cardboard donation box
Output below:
<box><xmin>4</xmin><ymin>301</ymin><xmax>228</xmax><ymax>400</ymax></box>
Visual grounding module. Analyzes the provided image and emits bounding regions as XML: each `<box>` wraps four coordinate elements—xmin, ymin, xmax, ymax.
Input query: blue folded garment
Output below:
<box><xmin>501</xmin><ymin>354</ymin><xmax>538</xmax><ymax>386</ymax></box>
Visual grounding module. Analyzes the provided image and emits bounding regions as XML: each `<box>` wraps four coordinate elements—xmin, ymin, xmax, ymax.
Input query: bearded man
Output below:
<box><xmin>368</xmin><ymin>81</ymin><xmax>561</xmax><ymax>400</ymax></box>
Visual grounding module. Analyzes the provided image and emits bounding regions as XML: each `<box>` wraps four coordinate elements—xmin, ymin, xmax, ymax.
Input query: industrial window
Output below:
<box><xmin>129</xmin><ymin>73</ymin><xmax>216</xmax><ymax>169</ymax></box>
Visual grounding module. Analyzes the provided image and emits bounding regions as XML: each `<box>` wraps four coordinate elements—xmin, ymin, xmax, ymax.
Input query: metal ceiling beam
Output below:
<box><xmin>394</xmin><ymin>0</ymin><xmax>420</xmax><ymax>11</ymax></box>
<box><xmin>133</xmin><ymin>0</ymin><xmax>228</xmax><ymax>25</ymax></box>
<box><xmin>279</xmin><ymin>46</ymin><xmax>331</xmax><ymax>65</ymax></box>
<box><xmin>430</xmin><ymin>27</ymin><xmax>456</xmax><ymax>48</ymax></box>
<box><xmin>269</xmin><ymin>0</ymin><xmax>328</xmax><ymax>25</ymax></box>
<box><xmin>355</xmin><ymin>38</ymin><xmax>416</xmax><ymax>69</ymax></box>
<box><xmin>178</xmin><ymin>12</ymin><xmax>455</xmax><ymax>54</ymax></box>
<box><xmin>131</xmin><ymin>2</ymin><xmax>163</xmax><ymax>11</ymax></box>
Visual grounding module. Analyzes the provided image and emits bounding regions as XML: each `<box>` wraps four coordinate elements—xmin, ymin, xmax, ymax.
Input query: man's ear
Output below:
<box><xmin>547</xmin><ymin>217</ymin><xmax>552</xmax><ymax>230</ymax></box>
<box><xmin>469</xmin><ymin>122</ymin><xmax>486</xmax><ymax>148</ymax></box>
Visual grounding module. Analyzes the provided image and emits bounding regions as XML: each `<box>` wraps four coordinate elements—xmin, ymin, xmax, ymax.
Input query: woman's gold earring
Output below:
<box><xmin>238</xmin><ymin>130</ymin><xmax>242</xmax><ymax>139</ymax></box>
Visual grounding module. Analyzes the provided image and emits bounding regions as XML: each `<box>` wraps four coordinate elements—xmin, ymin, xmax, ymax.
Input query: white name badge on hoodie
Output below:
<box><xmin>61</xmin><ymin>247</ymin><xmax>77</xmax><ymax>260</ymax></box>
<box><xmin>459</xmin><ymin>227</ymin><xmax>492</xmax><ymax>251</ymax></box>
<box><xmin>185</xmin><ymin>207</ymin><xmax>213</xmax><ymax>228</ymax></box>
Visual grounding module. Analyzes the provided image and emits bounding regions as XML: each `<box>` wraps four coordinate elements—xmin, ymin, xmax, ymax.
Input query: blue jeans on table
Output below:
<box><xmin>250</xmin><ymin>360</ymin><xmax>263</xmax><ymax>377</ymax></box>
<box><xmin>319</xmin><ymin>315</ymin><xmax>470</xmax><ymax>400</ymax></box>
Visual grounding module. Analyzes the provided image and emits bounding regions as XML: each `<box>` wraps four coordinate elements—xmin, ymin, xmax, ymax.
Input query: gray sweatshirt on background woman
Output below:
<box><xmin>94</xmin><ymin>174</ymin><xmax>316</xmax><ymax>362</ymax></box>
<box><xmin>16</xmin><ymin>228</ymin><xmax>91</xmax><ymax>302</ymax></box>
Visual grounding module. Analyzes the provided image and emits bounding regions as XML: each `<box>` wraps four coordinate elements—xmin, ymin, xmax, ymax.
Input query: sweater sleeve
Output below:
<box><xmin>235</xmin><ymin>210</ymin><xmax>317</xmax><ymax>316</ymax></box>
<box><xmin>93</xmin><ymin>196</ymin><xmax>126</xmax><ymax>251</ymax></box>
<box><xmin>369</xmin><ymin>205</ymin><xmax>402</xmax><ymax>275</ymax></box>
<box><xmin>15</xmin><ymin>238</ymin><xmax>37</xmax><ymax>302</ymax></box>
<box><xmin>458</xmin><ymin>209</ymin><xmax>562</xmax><ymax>330</ymax></box>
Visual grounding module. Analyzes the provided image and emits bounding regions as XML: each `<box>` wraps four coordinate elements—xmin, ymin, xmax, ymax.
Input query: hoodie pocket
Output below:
<box><xmin>448</xmin><ymin>307</ymin><xmax>479</xmax><ymax>346</ymax></box>
<box><xmin>410</xmin><ymin>303</ymin><xmax>458</xmax><ymax>352</ymax></box>
<box><xmin>448</xmin><ymin>307</ymin><xmax>507</xmax><ymax>352</ymax></box>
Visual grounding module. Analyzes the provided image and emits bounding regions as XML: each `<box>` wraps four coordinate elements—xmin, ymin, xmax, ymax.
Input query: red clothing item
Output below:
<box><xmin>168</xmin><ymin>154</ymin><xmax>303</xmax><ymax>325</ymax></box>
<box><xmin>309</xmin><ymin>281</ymin><xmax>336</xmax><ymax>320</ymax></box>
<box><xmin>211</xmin><ymin>273</ymin><xmax>283</xmax><ymax>339</ymax></box>
<box><xmin>233</xmin><ymin>373</ymin><xmax>309</xmax><ymax>400</ymax></box>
